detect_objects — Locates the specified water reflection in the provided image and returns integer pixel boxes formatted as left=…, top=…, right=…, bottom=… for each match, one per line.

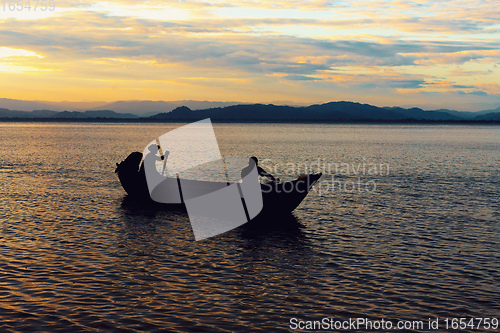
left=119, top=195, right=187, bottom=216
left=239, top=213, right=308, bottom=242
left=1, top=123, right=498, bottom=332
left=119, top=194, right=310, bottom=244
left=117, top=194, right=316, bottom=276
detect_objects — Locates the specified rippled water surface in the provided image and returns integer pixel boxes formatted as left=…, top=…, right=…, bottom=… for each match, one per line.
left=0, top=123, right=498, bottom=332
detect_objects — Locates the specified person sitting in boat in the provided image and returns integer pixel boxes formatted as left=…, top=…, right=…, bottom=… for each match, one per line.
left=242, top=156, right=277, bottom=182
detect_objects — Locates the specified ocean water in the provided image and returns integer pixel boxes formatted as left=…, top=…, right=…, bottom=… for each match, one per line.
left=0, top=123, right=498, bottom=332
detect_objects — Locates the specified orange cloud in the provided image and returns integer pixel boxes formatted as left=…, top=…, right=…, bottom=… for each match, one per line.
left=0, top=0, right=498, bottom=110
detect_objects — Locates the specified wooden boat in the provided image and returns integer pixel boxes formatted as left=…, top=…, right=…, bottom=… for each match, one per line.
left=115, top=152, right=321, bottom=215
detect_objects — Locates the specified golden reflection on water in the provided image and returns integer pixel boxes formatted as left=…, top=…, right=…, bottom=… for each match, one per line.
left=0, top=123, right=498, bottom=331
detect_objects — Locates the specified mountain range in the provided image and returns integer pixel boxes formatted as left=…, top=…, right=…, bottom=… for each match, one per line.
left=0, top=98, right=241, bottom=115
left=0, top=98, right=499, bottom=122
left=150, top=103, right=500, bottom=121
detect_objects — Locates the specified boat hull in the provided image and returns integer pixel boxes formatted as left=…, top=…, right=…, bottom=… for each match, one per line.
left=115, top=152, right=321, bottom=215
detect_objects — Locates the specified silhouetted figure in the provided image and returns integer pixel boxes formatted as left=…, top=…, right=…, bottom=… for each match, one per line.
left=140, top=144, right=167, bottom=183
left=242, top=156, right=276, bottom=182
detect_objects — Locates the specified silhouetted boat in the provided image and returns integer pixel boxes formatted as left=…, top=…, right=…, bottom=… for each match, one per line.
left=115, top=152, right=321, bottom=215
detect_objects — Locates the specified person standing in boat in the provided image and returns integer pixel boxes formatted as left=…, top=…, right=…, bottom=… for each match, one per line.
left=140, top=144, right=168, bottom=183
left=242, top=156, right=277, bottom=182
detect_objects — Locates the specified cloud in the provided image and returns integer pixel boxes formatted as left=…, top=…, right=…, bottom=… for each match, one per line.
left=0, top=0, right=498, bottom=109
left=449, top=68, right=494, bottom=76
left=283, top=74, right=322, bottom=81
left=457, top=90, right=488, bottom=96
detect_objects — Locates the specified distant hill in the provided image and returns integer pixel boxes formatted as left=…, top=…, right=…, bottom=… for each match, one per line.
left=437, top=108, right=500, bottom=120
left=0, top=98, right=123, bottom=112
left=91, top=101, right=179, bottom=116
left=40, top=101, right=108, bottom=111
left=474, top=112, right=500, bottom=121
left=0, top=98, right=242, bottom=114
left=0, top=109, right=137, bottom=119
left=0, top=98, right=67, bottom=112
left=382, top=107, right=460, bottom=120
left=30, top=110, right=60, bottom=118
left=151, top=104, right=303, bottom=120
left=151, top=101, right=476, bottom=121
left=170, top=100, right=242, bottom=111
left=0, top=100, right=498, bottom=122
left=91, top=100, right=242, bottom=116
left=55, top=110, right=138, bottom=119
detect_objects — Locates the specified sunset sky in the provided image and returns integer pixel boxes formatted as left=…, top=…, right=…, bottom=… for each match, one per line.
left=1, top=0, right=499, bottom=110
